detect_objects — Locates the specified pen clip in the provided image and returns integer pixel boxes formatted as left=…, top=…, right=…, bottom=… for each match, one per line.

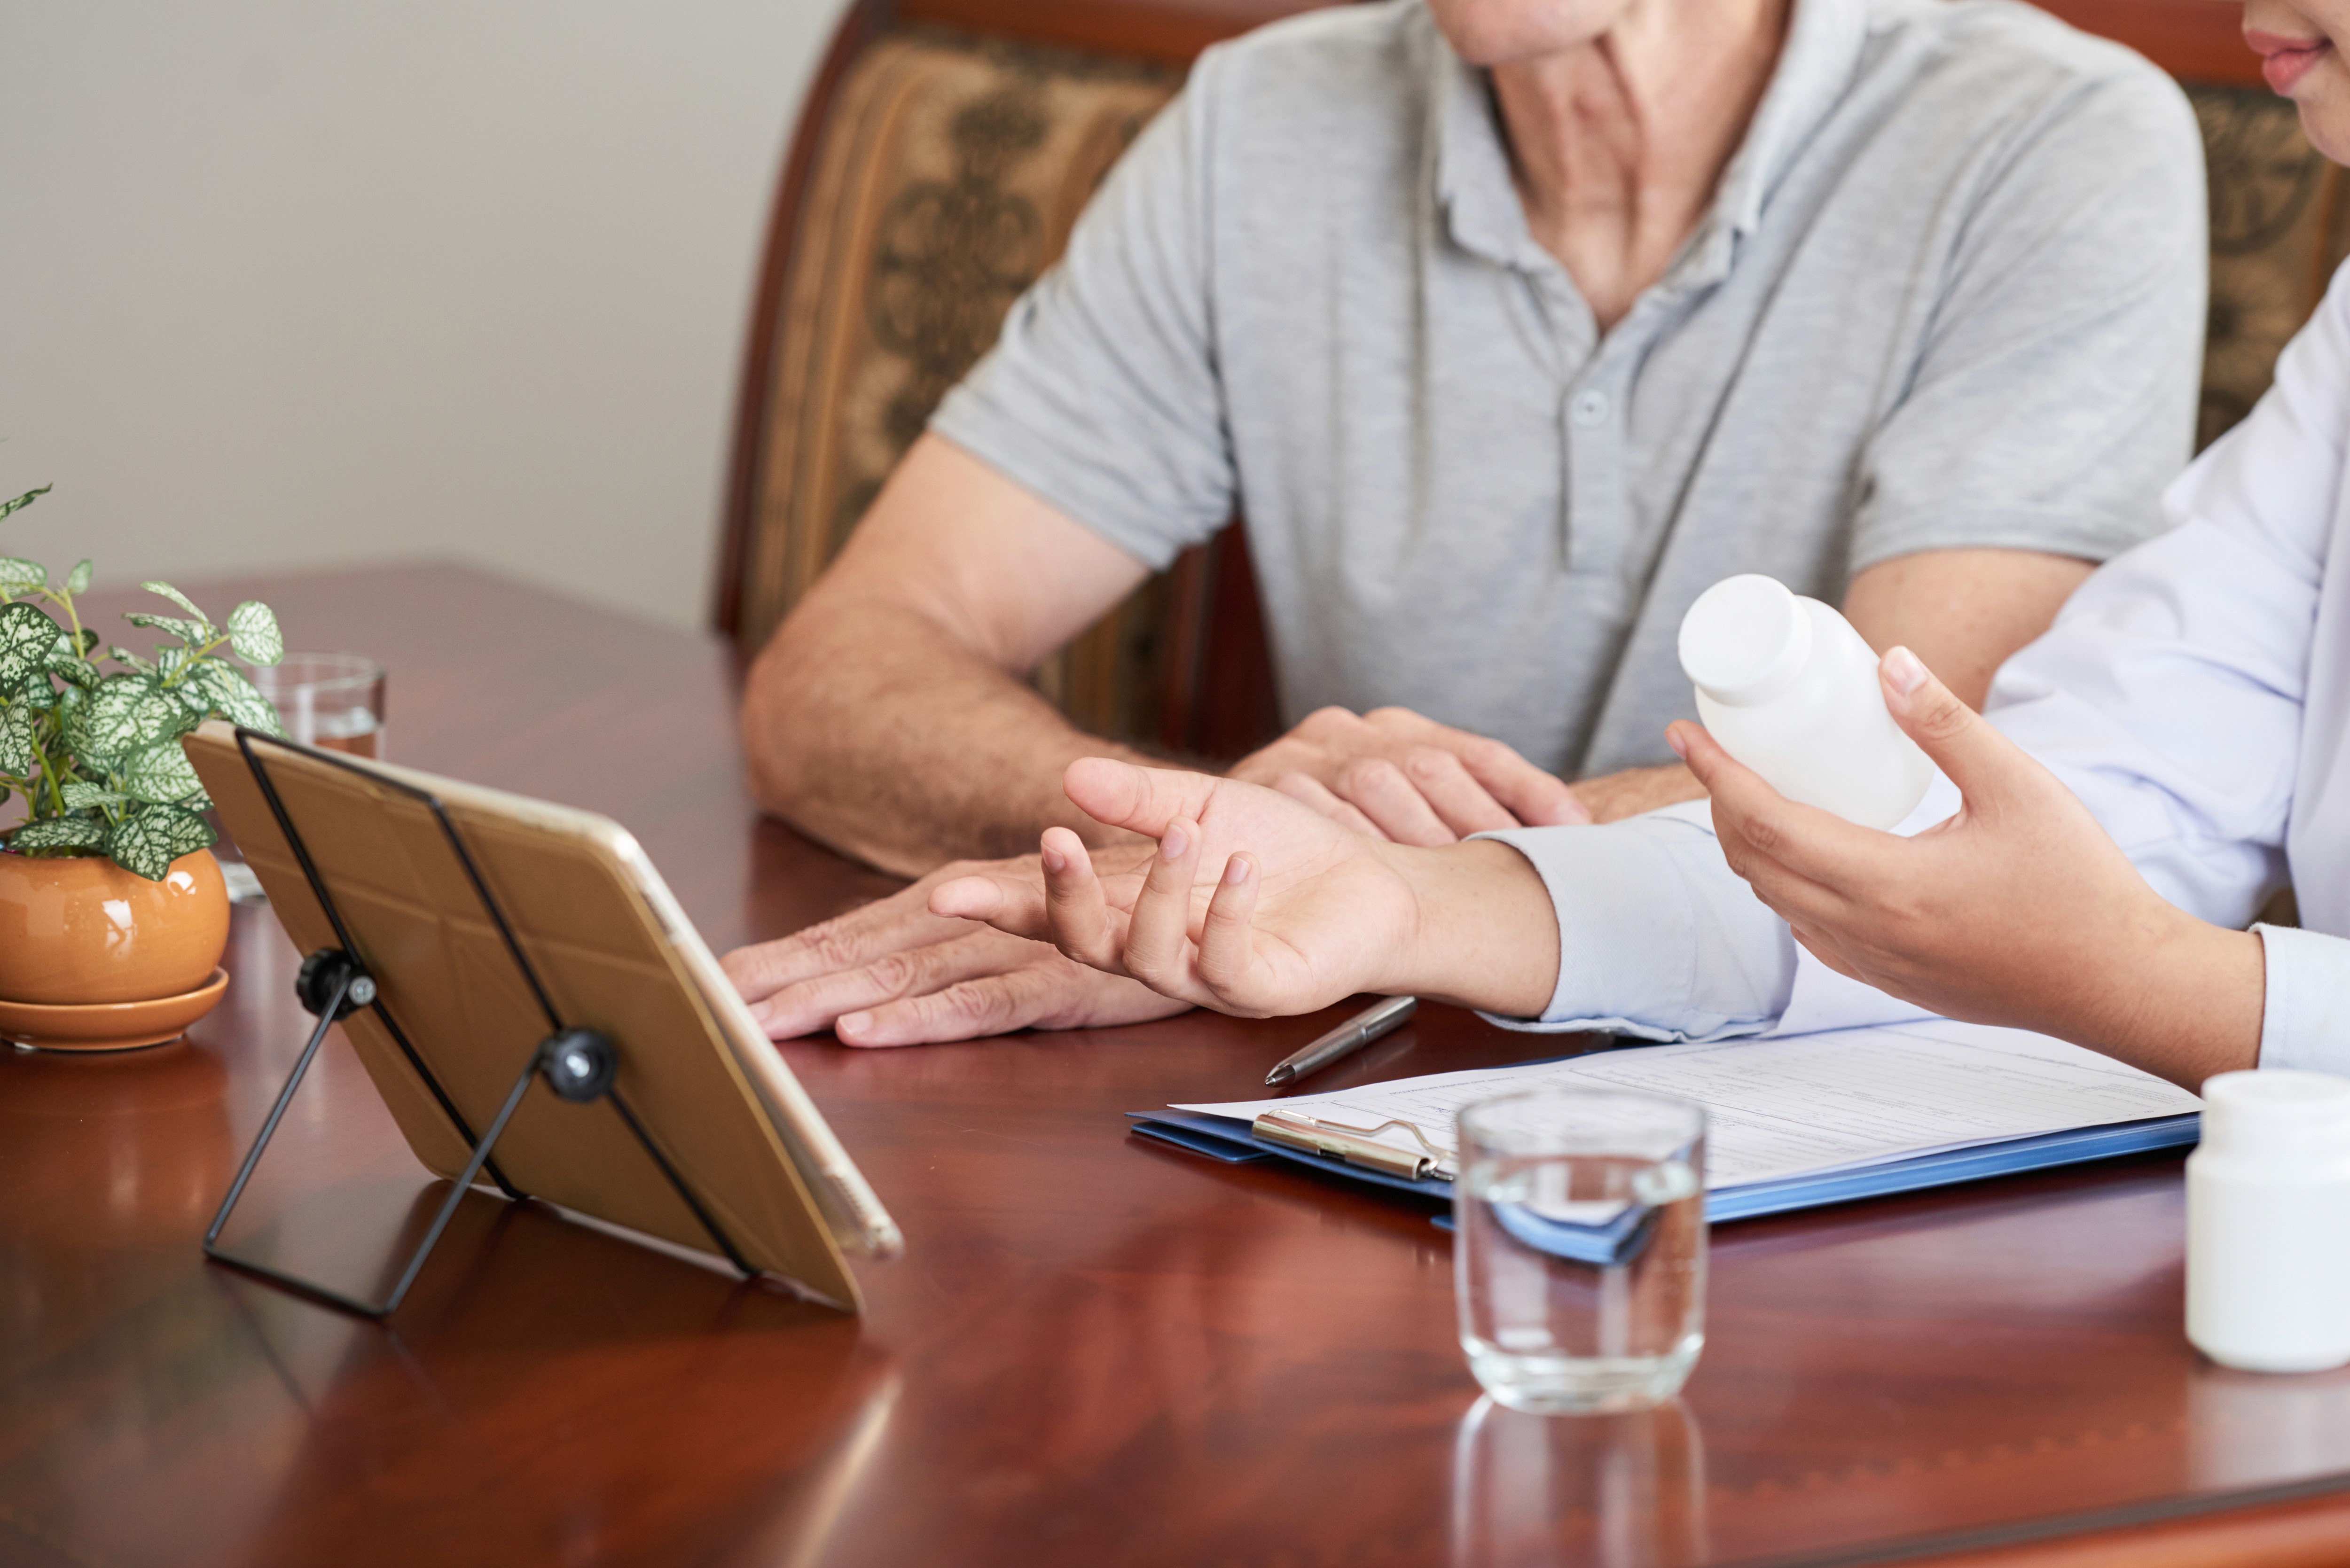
left=1252, top=1111, right=1456, bottom=1181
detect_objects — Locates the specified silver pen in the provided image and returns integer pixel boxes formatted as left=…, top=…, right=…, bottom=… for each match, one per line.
left=1265, top=996, right=1418, bottom=1087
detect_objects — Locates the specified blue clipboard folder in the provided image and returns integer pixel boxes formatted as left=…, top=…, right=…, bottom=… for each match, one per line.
left=1127, top=1107, right=2202, bottom=1265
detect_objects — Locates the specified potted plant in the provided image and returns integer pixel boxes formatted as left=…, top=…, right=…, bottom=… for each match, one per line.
left=0, top=484, right=288, bottom=1046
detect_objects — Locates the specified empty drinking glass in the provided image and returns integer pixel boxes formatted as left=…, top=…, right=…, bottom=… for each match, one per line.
left=1455, top=1087, right=1707, bottom=1414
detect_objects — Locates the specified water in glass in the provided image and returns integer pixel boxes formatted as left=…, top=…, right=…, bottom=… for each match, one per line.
left=1455, top=1088, right=1707, bottom=1414
left=251, top=653, right=387, bottom=759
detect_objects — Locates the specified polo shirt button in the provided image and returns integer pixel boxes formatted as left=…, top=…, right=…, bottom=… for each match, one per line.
left=1571, top=389, right=1610, bottom=428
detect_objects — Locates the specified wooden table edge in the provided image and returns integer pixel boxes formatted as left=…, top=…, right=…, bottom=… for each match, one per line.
left=1747, top=1474, right=2350, bottom=1568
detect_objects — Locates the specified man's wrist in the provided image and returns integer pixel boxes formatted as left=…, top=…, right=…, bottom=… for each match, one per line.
left=1568, top=762, right=1707, bottom=826
left=1389, top=839, right=1561, bottom=1017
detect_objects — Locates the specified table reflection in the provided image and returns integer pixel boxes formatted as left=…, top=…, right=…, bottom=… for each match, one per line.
left=2192, top=1360, right=2350, bottom=1492
left=1451, top=1395, right=1709, bottom=1568
left=229, top=1191, right=886, bottom=1567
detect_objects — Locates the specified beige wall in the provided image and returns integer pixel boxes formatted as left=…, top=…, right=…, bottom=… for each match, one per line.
left=3, top=0, right=854, bottom=631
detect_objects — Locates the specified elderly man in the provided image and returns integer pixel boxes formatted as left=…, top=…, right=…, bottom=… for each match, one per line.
left=723, top=0, right=2203, bottom=1045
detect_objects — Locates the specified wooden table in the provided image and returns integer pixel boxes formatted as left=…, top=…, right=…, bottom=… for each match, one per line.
left=9, top=564, right=2350, bottom=1568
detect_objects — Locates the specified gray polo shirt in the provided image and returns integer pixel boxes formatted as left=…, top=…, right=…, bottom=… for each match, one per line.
left=932, top=0, right=2205, bottom=776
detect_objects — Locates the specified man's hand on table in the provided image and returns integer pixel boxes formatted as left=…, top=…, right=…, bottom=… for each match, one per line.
left=1230, top=706, right=1593, bottom=842
left=721, top=850, right=1189, bottom=1046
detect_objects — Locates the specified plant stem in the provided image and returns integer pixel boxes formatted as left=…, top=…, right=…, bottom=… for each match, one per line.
left=162, top=636, right=228, bottom=689
left=24, top=715, right=69, bottom=819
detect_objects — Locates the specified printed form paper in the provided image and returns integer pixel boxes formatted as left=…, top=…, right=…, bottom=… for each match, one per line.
left=1175, top=1019, right=2201, bottom=1191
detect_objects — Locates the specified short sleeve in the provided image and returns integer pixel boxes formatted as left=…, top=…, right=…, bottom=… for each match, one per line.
left=928, top=54, right=1238, bottom=571
left=1849, top=65, right=2207, bottom=571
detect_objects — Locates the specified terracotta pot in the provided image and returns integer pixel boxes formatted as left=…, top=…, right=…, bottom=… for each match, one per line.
left=0, top=849, right=231, bottom=1006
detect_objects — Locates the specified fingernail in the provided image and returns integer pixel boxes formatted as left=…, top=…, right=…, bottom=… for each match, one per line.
left=1884, top=647, right=1929, bottom=696
left=1042, top=848, right=1065, bottom=874
left=1224, top=855, right=1250, bottom=886
left=1161, top=827, right=1189, bottom=861
left=838, top=1011, right=871, bottom=1037
left=1666, top=726, right=1688, bottom=760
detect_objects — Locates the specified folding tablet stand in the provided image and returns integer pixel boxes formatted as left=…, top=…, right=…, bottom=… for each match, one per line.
left=201, top=728, right=756, bottom=1319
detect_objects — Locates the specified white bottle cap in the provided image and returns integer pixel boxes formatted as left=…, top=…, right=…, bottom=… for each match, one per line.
left=1678, top=574, right=1814, bottom=706
left=2199, top=1069, right=2350, bottom=1163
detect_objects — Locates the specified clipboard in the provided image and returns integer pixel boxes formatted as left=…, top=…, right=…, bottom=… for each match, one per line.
left=1128, top=1106, right=2199, bottom=1264
left=184, top=721, right=898, bottom=1316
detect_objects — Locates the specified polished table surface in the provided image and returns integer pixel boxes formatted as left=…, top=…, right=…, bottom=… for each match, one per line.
left=11, top=564, right=2350, bottom=1568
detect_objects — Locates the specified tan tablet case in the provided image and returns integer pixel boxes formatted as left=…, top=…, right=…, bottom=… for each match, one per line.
left=186, top=721, right=890, bottom=1311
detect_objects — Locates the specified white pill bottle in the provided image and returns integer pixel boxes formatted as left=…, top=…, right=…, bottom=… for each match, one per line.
left=2187, top=1069, right=2350, bottom=1373
left=1676, top=574, right=1933, bottom=830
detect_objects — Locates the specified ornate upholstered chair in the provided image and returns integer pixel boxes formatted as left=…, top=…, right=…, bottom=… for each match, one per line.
left=717, top=0, right=2350, bottom=764
left=716, top=0, right=1299, bottom=762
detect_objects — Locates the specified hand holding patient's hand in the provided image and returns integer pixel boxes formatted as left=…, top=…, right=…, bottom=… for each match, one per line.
left=933, top=759, right=1559, bottom=1021
left=1671, top=647, right=2260, bottom=1088
left=933, top=760, right=1421, bottom=1016
left=1230, top=706, right=1590, bottom=844
left=720, top=849, right=1187, bottom=1047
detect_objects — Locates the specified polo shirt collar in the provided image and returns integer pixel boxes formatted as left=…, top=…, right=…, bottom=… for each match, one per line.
left=1429, top=0, right=1870, bottom=275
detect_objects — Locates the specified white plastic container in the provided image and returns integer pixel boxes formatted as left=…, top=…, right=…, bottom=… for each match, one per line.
left=2187, top=1070, right=2350, bottom=1373
left=1676, top=574, right=1933, bottom=830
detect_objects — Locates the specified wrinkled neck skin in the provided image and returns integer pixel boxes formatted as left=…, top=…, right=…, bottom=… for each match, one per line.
left=1485, top=0, right=1790, bottom=328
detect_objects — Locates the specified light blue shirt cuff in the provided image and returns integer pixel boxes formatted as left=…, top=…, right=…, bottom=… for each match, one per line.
left=1469, top=807, right=1796, bottom=1042
left=2255, top=924, right=2350, bottom=1076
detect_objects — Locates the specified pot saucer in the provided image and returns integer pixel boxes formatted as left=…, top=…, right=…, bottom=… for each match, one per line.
left=0, top=969, right=231, bottom=1053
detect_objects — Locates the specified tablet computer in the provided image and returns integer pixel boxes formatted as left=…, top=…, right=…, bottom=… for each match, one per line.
left=186, top=720, right=899, bottom=1312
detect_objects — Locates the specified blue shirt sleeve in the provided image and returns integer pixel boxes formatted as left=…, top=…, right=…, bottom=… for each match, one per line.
left=2257, top=926, right=2350, bottom=1072
left=1470, top=803, right=1796, bottom=1040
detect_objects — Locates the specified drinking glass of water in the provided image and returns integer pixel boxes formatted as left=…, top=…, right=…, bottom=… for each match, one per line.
left=251, top=653, right=386, bottom=758
left=1455, top=1087, right=1707, bottom=1414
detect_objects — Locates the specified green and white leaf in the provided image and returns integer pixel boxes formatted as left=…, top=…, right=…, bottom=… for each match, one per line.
left=61, top=780, right=130, bottom=811
left=10, top=815, right=107, bottom=855
left=123, top=611, right=213, bottom=647
left=0, top=485, right=51, bottom=523
left=105, top=804, right=216, bottom=881
left=118, top=737, right=206, bottom=806
left=140, top=582, right=212, bottom=628
left=0, top=558, right=45, bottom=593
left=108, top=645, right=156, bottom=674
left=65, top=560, right=92, bottom=596
left=47, top=647, right=97, bottom=690
left=180, top=659, right=284, bottom=735
left=75, top=628, right=98, bottom=655
left=0, top=602, right=64, bottom=693
left=66, top=673, right=196, bottom=770
left=0, top=702, right=33, bottom=775
left=225, top=601, right=282, bottom=665
left=16, top=678, right=57, bottom=712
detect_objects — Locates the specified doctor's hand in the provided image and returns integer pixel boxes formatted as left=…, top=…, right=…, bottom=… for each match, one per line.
left=1668, top=646, right=2261, bottom=1091
left=1228, top=706, right=1592, bottom=844
left=931, top=758, right=1559, bottom=1020
left=720, top=848, right=1190, bottom=1047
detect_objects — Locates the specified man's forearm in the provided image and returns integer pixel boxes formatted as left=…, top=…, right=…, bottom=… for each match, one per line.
left=743, top=593, right=1153, bottom=876
left=1572, top=762, right=1708, bottom=823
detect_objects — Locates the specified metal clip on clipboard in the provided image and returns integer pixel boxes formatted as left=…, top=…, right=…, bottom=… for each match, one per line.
left=1251, top=1111, right=1458, bottom=1181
